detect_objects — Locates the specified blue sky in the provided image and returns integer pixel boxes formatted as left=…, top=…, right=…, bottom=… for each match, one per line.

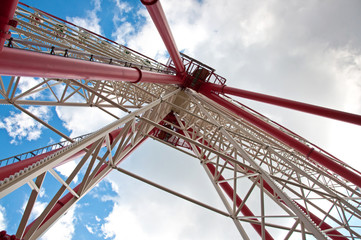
left=1, top=0, right=361, bottom=239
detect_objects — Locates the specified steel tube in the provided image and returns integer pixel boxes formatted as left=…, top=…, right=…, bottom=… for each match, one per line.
left=0, top=0, right=18, bottom=52
left=141, top=0, right=185, bottom=74
left=206, top=163, right=274, bottom=240
left=0, top=127, right=123, bottom=182
left=201, top=83, right=361, bottom=126
left=24, top=138, right=147, bottom=239
left=0, top=47, right=183, bottom=84
left=259, top=178, right=347, bottom=240
left=203, top=92, right=361, bottom=189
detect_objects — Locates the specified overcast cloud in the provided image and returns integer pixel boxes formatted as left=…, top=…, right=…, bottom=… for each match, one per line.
left=101, top=0, right=361, bottom=239
left=3, top=0, right=359, bottom=239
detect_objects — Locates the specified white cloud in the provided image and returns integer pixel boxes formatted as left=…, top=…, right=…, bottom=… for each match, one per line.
left=40, top=206, right=77, bottom=240
left=101, top=204, right=148, bottom=239
left=0, top=106, right=51, bottom=144
left=55, top=106, right=122, bottom=138
left=39, top=186, right=46, bottom=198
left=113, top=0, right=132, bottom=25
left=4, top=1, right=358, bottom=239
left=100, top=141, right=241, bottom=240
left=85, top=224, right=95, bottom=234
left=17, top=77, right=44, bottom=100
left=0, top=205, right=6, bottom=230
left=104, top=1, right=361, bottom=239
left=55, top=160, right=79, bottom=184
left=66, top=0, right=102, bottom=35
left=20, top=199, right=47, bottom=224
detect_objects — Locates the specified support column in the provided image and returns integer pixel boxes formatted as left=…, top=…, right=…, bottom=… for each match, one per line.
left=0, top=0, right=18, bottom=52
left=202, top=92, right=361, bottom=189
left=0, top=47, right=183, bottom=84
left=141, top=0, right=185, bottom=74
left=201, top=83, right=361, bottom=126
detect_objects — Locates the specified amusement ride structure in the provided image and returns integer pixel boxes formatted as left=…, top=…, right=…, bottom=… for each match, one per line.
left=0, top=0, right=361, bottom=239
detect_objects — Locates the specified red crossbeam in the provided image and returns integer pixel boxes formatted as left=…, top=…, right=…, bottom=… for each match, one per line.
left=201, top=82, right=361, bottom=126
left=202, top=92, right=361, bottom=189
left=141, top=0, right=185, bottom=74
left=0, top=48, right=183, bottom=85
left=0, top=0, right=18, bottom=52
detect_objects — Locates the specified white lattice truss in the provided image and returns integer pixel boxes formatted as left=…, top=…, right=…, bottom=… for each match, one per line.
left=0, top=4, right=360, bottom=240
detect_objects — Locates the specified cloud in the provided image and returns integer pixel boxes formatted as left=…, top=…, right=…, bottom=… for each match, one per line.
left=112, top=0, right=132, bottom=25
left=101, top=203, right=148, bottom=239
left=55, top=160, right=80, bottom=184
left=0, top=205, right=6, bottom=230
left=100, top=141, right=241, bottom=239
left=66, top=0, right=102, bottom=35
left=17, top=77, right=44, bottom=100
left=40, top=206, right=77, bottom=240
left=104, top=1, right=361, bottom=239
left=0, top=106, right=51, bottom=144
left=85, top=224, right=95, bottom=234
left=55, top=106, right=122, bottom=138
left=20, top=199, right=47, bottom=225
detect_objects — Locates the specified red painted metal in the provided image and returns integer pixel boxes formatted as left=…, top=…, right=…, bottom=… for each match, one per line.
left=0, top=0, right=19, bottom=52
left=0, top=128, right=125, bottom=182
left=202, top=92, right=361, bottom=189
left=17, top=2, right=168, bottom=69
left=141, top=0, right=185, bottom=74
left=259, top=177, right=347, bottom=240
left=206, top=163, right=274, bottom=240
left=24, top=138, right=148, bottom=239
left=159, top=113, right=274, bottom=239
left=0, top=48, right=183, bottom=85
left=201, top=82, right=361, bottom=126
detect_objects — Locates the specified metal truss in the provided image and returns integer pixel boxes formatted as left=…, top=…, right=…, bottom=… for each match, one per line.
left=145, top=90, right=361, bottom=239
left=0, top=1, right=360, bottom=239
left=0, top=88, right=179, bottom=239
left=1, top=87, right=360, bottom=239
left=10, top=3, right=171, bottom=74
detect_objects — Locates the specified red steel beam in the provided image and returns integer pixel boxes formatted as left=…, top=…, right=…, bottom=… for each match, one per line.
left=206, top=163, right=274, bottom=240
left=17, top=2, right=169, bottom=70
left=24, top=138, right=147, bottom=239
left=141, top=0, right=185, bottom=74
left=0, top=128, right=124, bottom=182
left=201, top=83, right=361, bottom=126
left=0, top=0, right=19, bottom=52
left=202, top=91, right=361, bottom=189
left=0, top=47, right=183, bottom=85
left=161, top=113, right=274, bottom=239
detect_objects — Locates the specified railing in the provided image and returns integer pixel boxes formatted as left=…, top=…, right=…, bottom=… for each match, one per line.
left=0, top=133, right=90, bottom=167
left=167, top=52, right=227, bottom=87
left=6, top=38, right=176, bottom=75
left=7, top=3, right=174, bottom=75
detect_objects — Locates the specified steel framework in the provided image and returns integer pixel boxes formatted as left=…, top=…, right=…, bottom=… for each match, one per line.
left=0, top=0, right=361, bottom=239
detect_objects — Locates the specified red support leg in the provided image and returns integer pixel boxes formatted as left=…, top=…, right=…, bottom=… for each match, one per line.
left=206, top=163, right=274, bottom=240
left=201, top=83, right=361, bottom=126
left=0, top=127, right=125, bottom=182
left=202, top=92, right=361, bottom=189
left=141, top=0, right=185, bottom=74
left=0, top=0, right=18, bottom=52
left=0, top=48, right=183, bottom=85
left=23, top=138, right=147, bottom=239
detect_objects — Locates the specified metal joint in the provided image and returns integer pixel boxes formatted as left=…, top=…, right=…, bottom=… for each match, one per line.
left=7, top=37, right=13, bottom=48
left=8, top=19, right=18, bottom=28
left=141, top=0, right=159, bottom=6
left=131, top=67, right=142, bottom=84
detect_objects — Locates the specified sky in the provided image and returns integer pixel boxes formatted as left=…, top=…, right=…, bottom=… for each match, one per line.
left=1, top=0, right=361, bottom=239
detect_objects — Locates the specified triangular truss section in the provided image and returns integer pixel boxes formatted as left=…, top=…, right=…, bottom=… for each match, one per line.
left=0, top=1, right=360, bottom=240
